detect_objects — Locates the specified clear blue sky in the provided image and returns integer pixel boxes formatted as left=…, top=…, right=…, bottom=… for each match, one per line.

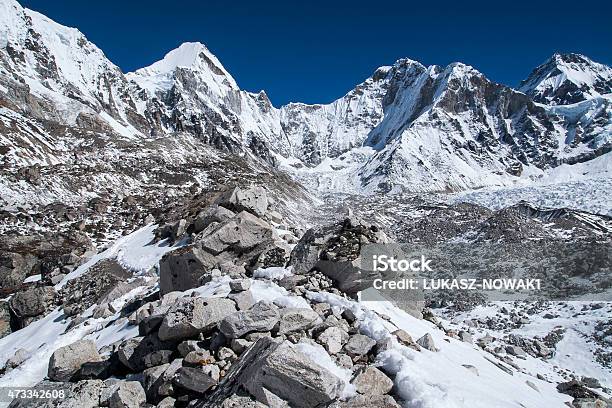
left=20, top=0, right=611, bottom=107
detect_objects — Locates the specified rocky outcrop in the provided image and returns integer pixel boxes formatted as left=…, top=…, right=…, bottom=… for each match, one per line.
left=202, top=338, right=344, bottom=408
left=48, top=340, right=102, bottom=382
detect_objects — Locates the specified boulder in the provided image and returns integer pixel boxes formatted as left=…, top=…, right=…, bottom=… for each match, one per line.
left=172, top=366, right=217, bottom=394
left=158, top=297, right=236, bottom=341
left=351, top=367, right=393, bottom=395
left=73, top=357, right=118, bottom=381
left=392, top=329, right=421, bottom=351
left=9, top=286, right=55, bottom=328
left=0, top=252, right=36, bottom=291
left=48, top=340, right=102, bottom=382
left=159, top=246, right=218, bottom=295
left=459, top=331, right=473, bottom=344
left=109, top=381, right=146, bottom=408
left=218, top=301, right=280, bottom=339
left=277, top=308, right=320, bottom=335
left=117, top=335, right=173, bottom=372
left=317, top=326, right=345, bottom=354
left=59, top=259, right=132, bottom=317
left=201, top=338, right=344, bottom=408
left=217, top=186, right=268, bottom=217
left=344, top=334, right=376, bottom=357
left=199, top=212, right=274, bottom=255
left=157, top=397, right=176, bottom=408
left=229, top=279, right=251, bottom=292
left=184, top=349, right=214, bottom=366
left=506, top=345, right=526, bottom=357
left=228, top=290, right=255, bottom=310
left=416, top=333, right=438, bottom=352
left=194, top=206, right=236, bottom=233
left=4, top=348, right=28, bottom=370
left=178, top=340, right=205, bottom=357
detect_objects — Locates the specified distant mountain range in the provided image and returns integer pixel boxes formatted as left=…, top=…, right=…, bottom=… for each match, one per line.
left=1, top=0, right=611, bottom=201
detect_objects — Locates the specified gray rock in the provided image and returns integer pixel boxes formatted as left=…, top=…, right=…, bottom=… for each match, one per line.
left=230, top=338, right=253, bottom=354
left=317, top=326, right=345, bottom=354
left=142, top=363, right=170, bottom=401
left=109, top=381, right=146, bottom=408
left=0, top=252, right=36, bottom=291
left=139, top=314, right=164, bottom=336
left=392, top=329, right=421, bottom=351
left=5, top=348, right=28, bottom=370
left=158, top=297, right=236, bottom=341
left=229, top=279, right=251, bottom=292
left=459, top=331, right=473, bottom=344
left=172, top=366, right=217, bottom=394
left=143, top=350, right=173, bottom=368
left=177, top=340, right=204, bottom=357
left=217, top=347, right=238, bottom=362
left=416, top=333, right=438, bottom=352
left=278, top=275, right=308, bottom=290
left=117, top=335, right=173, bottom=372
left=157, top=396, right=176, bottom=408
left=184, top=349, right=214, bottom=366
left=344, top=334, right=376, bottom=357
left=506, top=345, right=527, bottom=357
left=351, top=366, right=393, bottom=395
left=159, top=246, right=218, bottom=295
left=200, top=212, right=274, bottom=255
left=194, top=206, right=236, bottom=233
left=228, top=290, right=255, bottom=310
left=477, top=334, right=494, bottom=347
left=277, top=308, right=320, bottom=335
left=48, top=339, right=102, bottom=382
left=9, top=286, right=55, bottom=328
left=202, top=338, right=343, bottom=408
left=217, top=186, right=268, bottom=217
left=218, top=301, right=279, bottom=339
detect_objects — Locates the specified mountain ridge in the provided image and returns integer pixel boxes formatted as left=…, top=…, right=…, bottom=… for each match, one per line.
left=0, top=0, right=611, bottom=201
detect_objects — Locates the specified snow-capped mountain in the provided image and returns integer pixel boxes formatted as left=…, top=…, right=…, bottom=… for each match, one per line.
left=1, top=0, right=611, bottom=200
left=519, top=53, right=612, bottom=106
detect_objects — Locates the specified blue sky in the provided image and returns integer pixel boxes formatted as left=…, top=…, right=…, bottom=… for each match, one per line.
left=20, top=0, right=611, bottom=106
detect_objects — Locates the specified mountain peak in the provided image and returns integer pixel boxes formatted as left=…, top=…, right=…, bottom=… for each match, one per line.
left=130, top=41, right=238, bottom=90
left=519, top=53, right=612, bottom=105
